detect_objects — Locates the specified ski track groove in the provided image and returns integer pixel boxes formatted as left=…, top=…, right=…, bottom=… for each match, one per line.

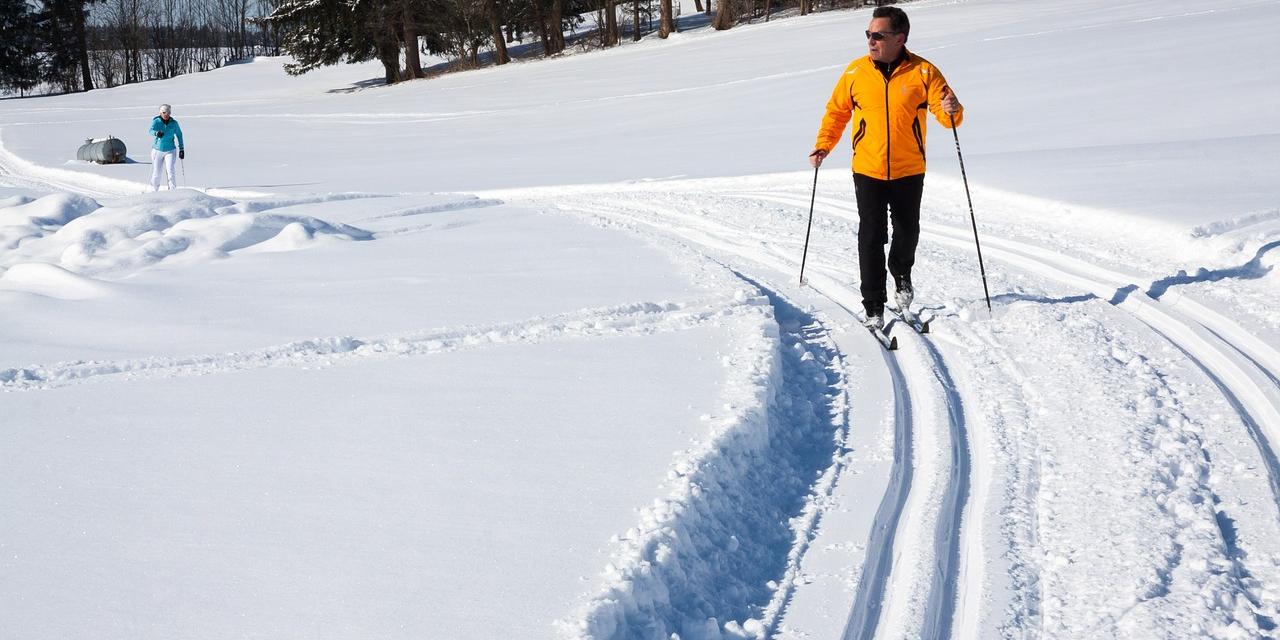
left=0, top=296, right=748, bottom=391
left=918, top=337, right=971, bottom=640
left=840, top=348, right=913, bottom=640
left=542, top=195, right=970, bottom=640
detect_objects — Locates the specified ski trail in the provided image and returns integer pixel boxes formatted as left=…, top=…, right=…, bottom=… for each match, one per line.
left=0, top=129, right=142, bottom=198
left=840, top=350, right=913, bottom=640
left=1, top=295, right=745, bottom=390
left=918, top=338, right=971, bottom=640
left=940, top=322, right=1039, bottom=639
left=739, top=188, right=1280, bottom=635
left=746, top=191, right=1280, bottom=508
left=540, top=195, right=970, bottom=640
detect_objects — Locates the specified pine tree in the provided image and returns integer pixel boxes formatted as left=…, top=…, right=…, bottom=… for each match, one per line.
left=269, top=0, right=409, bottom=84
left=35, top=0, right=100, bottom=92
left=0, top=0, right=42, bottom=94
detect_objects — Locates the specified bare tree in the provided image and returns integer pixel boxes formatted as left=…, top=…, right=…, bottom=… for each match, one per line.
left=99, top=0, right=153, bottom=83
left=400, top=0, right=424, bottom=78
left=485, top=0, right=510, bottom=64
left=712, top=0, right=732, bottom=30
left=214, top=0, right=252, bottom=60
left=630, top=0, right=638, bottom=41
left=602, top=0, right=619, bottom=46
left=547, top=0, right=564, bottom=53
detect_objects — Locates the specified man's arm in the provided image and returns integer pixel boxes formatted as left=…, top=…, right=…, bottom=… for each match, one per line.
left=175, top=122, right=184, bottom=151
left=811, top=69, right=855, bottom=166
left=926, top=66, right=963, bottom=128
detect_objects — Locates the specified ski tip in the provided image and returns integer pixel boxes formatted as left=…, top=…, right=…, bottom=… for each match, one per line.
left=889, top=336, right=899, bottom=350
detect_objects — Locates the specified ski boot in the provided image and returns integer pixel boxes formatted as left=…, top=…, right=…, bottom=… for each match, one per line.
left=893, top=274, right=914, bottom=310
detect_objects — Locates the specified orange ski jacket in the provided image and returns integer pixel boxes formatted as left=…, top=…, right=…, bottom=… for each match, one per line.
left=814, top=50, right=962, bottom=181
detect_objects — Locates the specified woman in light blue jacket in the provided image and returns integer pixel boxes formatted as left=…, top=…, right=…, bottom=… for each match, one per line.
left=148, top=104, right=185, bottom=191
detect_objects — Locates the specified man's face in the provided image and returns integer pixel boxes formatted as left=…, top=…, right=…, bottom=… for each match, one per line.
left=866, top=16, right=906, bottom=62
left=160, top=112, right=170, bottom=121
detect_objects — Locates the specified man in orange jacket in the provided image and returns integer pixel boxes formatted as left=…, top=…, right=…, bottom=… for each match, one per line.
left=809, top=6, right=962, bottom=330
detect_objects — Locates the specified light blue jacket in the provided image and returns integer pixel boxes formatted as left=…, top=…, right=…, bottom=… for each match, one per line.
left=150, top=116, right=184, bottom=153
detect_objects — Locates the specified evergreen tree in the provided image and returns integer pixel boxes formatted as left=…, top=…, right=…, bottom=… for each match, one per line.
left=0, top=0, right=42, bottom=94
left=269, top=0, right=411, bottom=84
left=35, top=0, right=100, bottom=92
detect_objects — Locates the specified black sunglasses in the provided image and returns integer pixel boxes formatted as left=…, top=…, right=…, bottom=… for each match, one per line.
left=865, top=30, right=899, bottom=41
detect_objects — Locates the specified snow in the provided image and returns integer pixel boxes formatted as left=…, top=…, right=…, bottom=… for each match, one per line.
left=3, top=0, right=1280, bottom=639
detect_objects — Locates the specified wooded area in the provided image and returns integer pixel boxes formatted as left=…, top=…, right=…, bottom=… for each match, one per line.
left=1, top=0, right=900, bottom=96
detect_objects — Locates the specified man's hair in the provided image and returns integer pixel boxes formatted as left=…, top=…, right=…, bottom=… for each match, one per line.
left=873, top=6, right=910, bottom=40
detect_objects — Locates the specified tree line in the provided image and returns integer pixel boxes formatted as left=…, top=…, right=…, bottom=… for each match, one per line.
left=2, top=0, right=899, bottom=96
left=269, top=0, right=897, bottom=84
left=1, top=0, right=281, bottom=96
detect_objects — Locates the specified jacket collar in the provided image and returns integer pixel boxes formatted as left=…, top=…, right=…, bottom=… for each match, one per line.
left=871, top=48, right=912, bottom=78
left=861, top=48, right=914, bottom=66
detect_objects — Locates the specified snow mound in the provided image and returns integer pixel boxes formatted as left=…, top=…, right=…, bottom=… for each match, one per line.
left=0, top=192, right=102, bottom=250
left=0, top=190, right=372, bottom=276
left=0, top=262, right=115, bottom=299
left=237, top=221, right=319, bottom=253
left=0, top=195, right=35, bottom=209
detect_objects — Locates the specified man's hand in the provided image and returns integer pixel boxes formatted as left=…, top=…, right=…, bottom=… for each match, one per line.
left=179, top=149, right=184, bottom=160
left=941, top=87, right=962, bottom=115
left=809, top=149, right=828, bottom=169
left=155, top=130, right=164, bottom=138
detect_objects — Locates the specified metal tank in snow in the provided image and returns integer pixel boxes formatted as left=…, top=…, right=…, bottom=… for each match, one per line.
left=76, top=137, right=128, bottom=164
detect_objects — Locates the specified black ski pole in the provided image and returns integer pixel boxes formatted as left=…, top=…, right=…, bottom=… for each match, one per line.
left=798, top=162, right=820, bottom=285
left=949, top=113, right=992, bottom=313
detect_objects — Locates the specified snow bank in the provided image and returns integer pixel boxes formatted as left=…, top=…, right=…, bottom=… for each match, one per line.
left=0, top=190, right=372, bottom=278
left=562, top=288, right=852, bottom=640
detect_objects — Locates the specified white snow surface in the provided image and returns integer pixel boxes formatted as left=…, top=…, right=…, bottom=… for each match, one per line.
left=2, top=1, right=1279, bottom=639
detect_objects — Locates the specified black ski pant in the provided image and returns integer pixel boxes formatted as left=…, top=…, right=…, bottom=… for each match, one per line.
left=853, top=172, right=924, bottom=316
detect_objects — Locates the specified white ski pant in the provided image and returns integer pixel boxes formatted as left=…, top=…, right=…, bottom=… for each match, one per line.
left=151, top=149, right=177, bottom=191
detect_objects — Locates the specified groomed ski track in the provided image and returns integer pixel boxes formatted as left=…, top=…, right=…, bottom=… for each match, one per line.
left=750, top=191, right=1280, bottom=510
left=490, top=172, right=1280, bottom=638
left=503, top=188, right=975, bottom=640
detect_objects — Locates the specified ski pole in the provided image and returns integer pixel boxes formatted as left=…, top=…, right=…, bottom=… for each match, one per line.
left=180, top=156, right=186, bottom=189
left=949, top=112, right=992, bottom=313
left=798, top=162, right=820, bottom=285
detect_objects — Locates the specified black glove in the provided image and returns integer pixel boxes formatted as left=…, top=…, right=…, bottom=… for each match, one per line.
left=155, top=130, right=164, bottom=138
left=179, top=150, right=185, bottom=160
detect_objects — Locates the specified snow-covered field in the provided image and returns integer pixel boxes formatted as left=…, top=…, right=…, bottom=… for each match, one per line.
left=2, top=1, right=1278, bottom=638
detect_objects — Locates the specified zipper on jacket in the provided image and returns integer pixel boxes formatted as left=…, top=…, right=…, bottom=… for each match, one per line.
left=883, top=74, right=891, bottom=180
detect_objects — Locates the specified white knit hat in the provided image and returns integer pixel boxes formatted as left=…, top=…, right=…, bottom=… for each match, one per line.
left=159, top=104, right=171, bottom=115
